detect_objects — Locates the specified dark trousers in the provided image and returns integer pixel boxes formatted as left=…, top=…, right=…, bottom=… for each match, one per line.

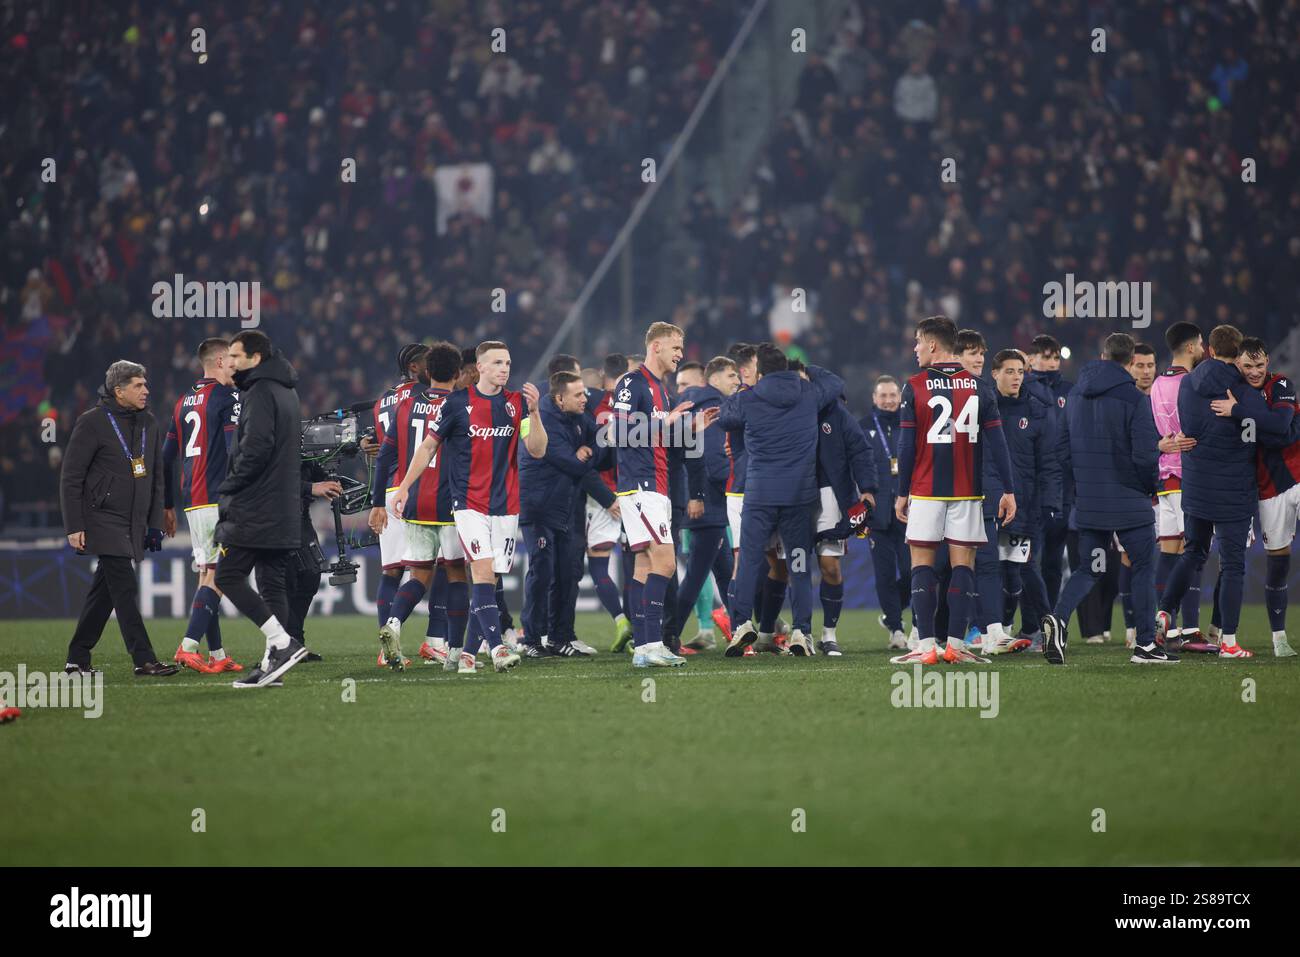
left=1041, top=511, right=1070, bottom=607
left=973, top=517, right=1003, bottom=631
left=552, top=522, right=583, bottom=644
left=67, top=555, right=158, bottom=668
left=1162, top=514, right=1250, bottom=635
left=284, top=524, right=324, bottom=643
left=1055, top=525, right=1156, bottom=646
left=520, top=522, right=559, bottom=643
left=672, top=524, right=731, bottom=640
left=733, top=501, right=815, bottom=632
left=216, top=545, right=290, bottom=631
left=869, top=518, right=911, bottom=632
left=1078, top=540, right=1121, bottom=637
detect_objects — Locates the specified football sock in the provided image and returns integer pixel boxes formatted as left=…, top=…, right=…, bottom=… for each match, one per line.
left=819, top=580, right=844, bottom=629
left=447, top=580, right=469, bottom=649
left=205, top=599, right=223, bottom=651
left=629, top=578, right=647, bottom=647
left=1117, top=564, right=1135, bottom=629
left=620, top=548, right=637, bottom=617
left=1266, top=553, right=1290, bottom=632
left=1155, top=551, right=1178, bottom=603
left=491, top=572, right=512, bottom=631
left=259, top=615, right=290, bottom=649
left=389, top=579, right=428, bottom=625
left=758, top=577, right=787, bottom=633
left=643, top=574, right=669, bottom=648
left=471, top=582, right=502, bottom=650
left=185, top=585, right=220, bottom=644
left=911, top=565, right=939, bottom=642
left=376, top=573, right=401, bottom=626
left=588, top=554, right=623, bottom=619
left=210, top=647, right=227, bottom=661
left=946, top=566, right=976, bottom=644
left=1002, top=562, right=1022, bottom=630
left=465, top=609, right=482, bottom=656
left=426, top=565, right=449, bottom=640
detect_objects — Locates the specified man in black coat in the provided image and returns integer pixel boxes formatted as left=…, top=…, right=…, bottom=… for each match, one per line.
left=214, top=330, right=309, bottom=688
left=60, top=360, right=178, bottom=676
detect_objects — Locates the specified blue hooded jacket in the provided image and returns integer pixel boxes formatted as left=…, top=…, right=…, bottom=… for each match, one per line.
left=983, top=386, right=1062, bottom=534
left=1028, top=369, right=1073, bottom=509
left=1059, top=359, right=1158, bottom=531
left=680, top=384, right=730, bottom=528
left=717, top=365, right=844, bottom=507
left=816, top=400, right=880, bottom=539
left=1178, top=357, right=1296, bottom=521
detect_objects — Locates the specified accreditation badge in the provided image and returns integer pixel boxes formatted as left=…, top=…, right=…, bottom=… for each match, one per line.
left=132, top=457, right=147, bottom=478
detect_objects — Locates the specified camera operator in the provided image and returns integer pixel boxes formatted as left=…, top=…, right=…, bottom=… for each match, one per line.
left=215, top=330, right=309, bottom=688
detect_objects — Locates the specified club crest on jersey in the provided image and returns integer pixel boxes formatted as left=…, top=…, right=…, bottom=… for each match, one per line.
left=1018, top=417, right=1029, bottom=430
left=505, top=401, right=516, bottom=419
left=1057, top=396, right=1066, bottom=408
left=658, top=523, right=669, bottom=539
left=470, top=539, right=481, bottom=555
left=821, top=422, right=832, bottom=434
left=537, top=536, right=547, bottom=549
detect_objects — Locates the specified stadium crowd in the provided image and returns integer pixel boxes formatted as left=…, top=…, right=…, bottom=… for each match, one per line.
left=4, top=0, right=1299, bottom=539
left=1, top=0, right=746, bottom=528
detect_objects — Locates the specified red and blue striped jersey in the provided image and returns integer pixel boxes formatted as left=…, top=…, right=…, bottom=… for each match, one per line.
left=592, top=389, right=618, bottom=493
left=1256, top=373, right=1300, bottom=500
left=901, top=362, right=1001, bottom=500
left=387, top=386, right=454, bottom=524
left=167, top=378, right=239, bottom=509
left=612, top=366, right=672, bottom=496
left=373, top=379, right=417, bottom=489
left=434, top=385, right=524, bottom=516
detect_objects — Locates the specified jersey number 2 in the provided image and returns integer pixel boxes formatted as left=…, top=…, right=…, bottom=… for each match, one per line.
left=184, top=410, right=203, bottom=458
left=926, top=395, right=979, bottom=444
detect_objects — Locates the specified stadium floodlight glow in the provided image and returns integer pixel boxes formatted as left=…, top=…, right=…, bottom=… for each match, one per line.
left=199, top=199, right=211, bottom=217
left=1060, top=346, right=1072, bottom=359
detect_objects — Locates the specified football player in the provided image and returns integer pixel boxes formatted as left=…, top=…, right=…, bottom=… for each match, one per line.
left=368, top=343, right=464, bottom=669
left=391, top=341, right=547, bottom=674
left=608, top=322, right=718, bottom=667
left=163, top=337, right=242, bottom=673
left=890, top=316, right=1015, bottom=666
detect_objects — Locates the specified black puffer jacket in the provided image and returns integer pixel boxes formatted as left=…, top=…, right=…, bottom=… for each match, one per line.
left=60, top=392, right=165, bottom=560
left=214, top=352, right=303, bottom=550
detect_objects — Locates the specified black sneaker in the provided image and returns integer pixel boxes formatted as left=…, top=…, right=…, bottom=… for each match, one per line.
left=1041, top=615, right=1066, bottom=665
left=548, top=641, right=584, bottom=657
left=521, top=643, right=553, bottom=659
left=1131, top=643, right=1179, bottom=664
left=134, top=660, right=180, bottom=677
left=64, top=663, right=100, bottom=676
left=232, top=665, right=285, bottom=688
left=263, top=638, right=307, bottom=683
left=303, top=650, right=323, bottom=662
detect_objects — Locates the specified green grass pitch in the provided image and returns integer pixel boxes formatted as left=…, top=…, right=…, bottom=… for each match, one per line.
left=2, top=608, right=1297, bottom=866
